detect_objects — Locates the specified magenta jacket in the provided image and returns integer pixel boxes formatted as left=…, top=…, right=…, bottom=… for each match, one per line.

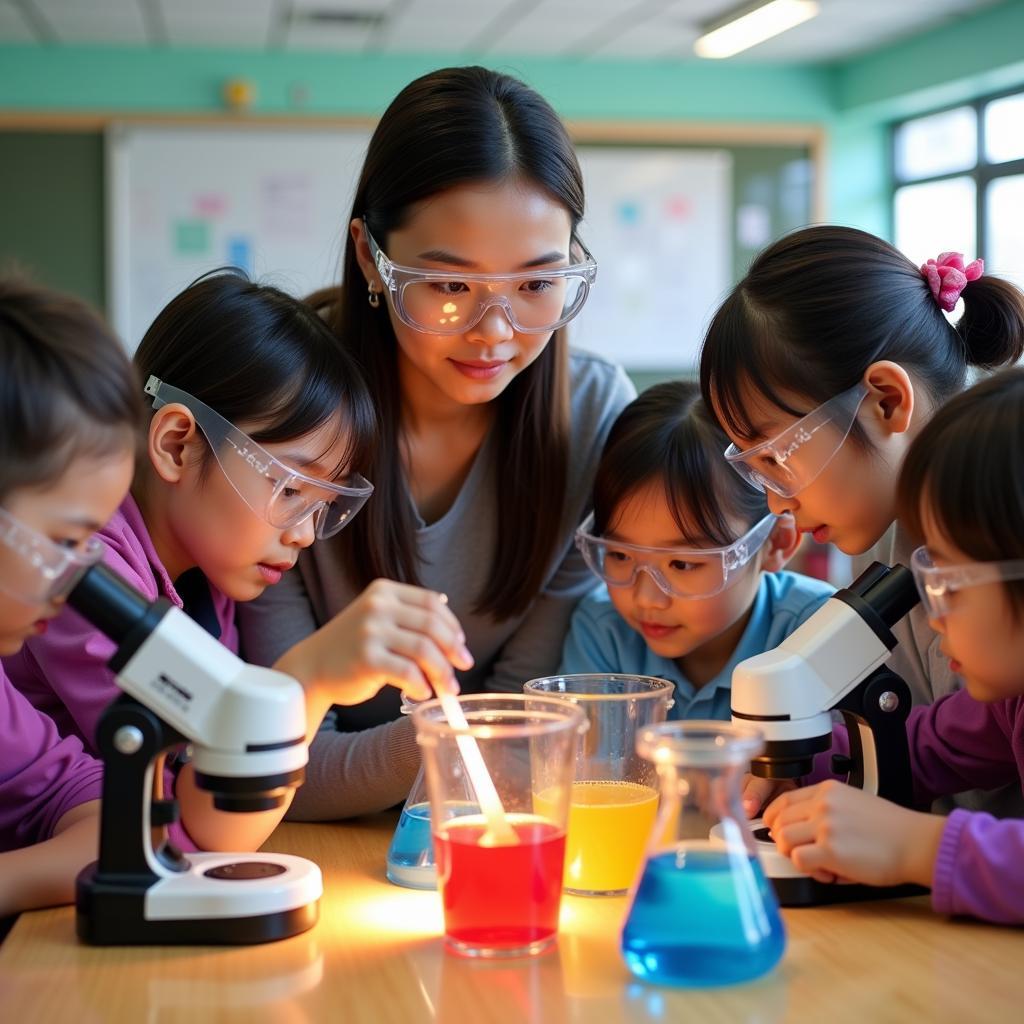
left=1, top=664, right=102, bottom=852
left=819, top=689, right=1024, bottom=925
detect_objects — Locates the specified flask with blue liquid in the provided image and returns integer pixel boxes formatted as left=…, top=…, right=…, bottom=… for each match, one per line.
left=621, top=721, right=786, bottom=988
left=386, top=764, right=437, bottom=889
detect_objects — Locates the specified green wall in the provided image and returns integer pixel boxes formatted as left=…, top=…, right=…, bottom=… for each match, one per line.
left=1, top=0, right=1023, bottom=292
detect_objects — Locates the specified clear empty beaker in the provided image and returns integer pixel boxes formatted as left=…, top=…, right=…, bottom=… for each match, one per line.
left=621, top=721, right=786, bottom=987
left=523, top=674, right=675, bottom=896
left=412, top=694, right=587, bottom=959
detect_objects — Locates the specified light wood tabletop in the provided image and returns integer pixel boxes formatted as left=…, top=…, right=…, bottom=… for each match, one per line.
left=0, top=812, right=1020, bottom=1023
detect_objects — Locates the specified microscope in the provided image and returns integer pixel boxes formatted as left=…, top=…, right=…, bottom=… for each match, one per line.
left=67, top=564, right=322, bottom=945
left=730, top=562, right=927, bottom=906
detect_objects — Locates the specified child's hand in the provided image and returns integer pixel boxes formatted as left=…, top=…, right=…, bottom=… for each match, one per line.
left=741, top=773, right=797, bottom=818
left=762, top=780, right=945, bottom=887
left=280, top=580, right=473, bottom=717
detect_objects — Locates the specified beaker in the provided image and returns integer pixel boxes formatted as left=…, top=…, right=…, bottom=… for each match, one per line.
left=621, top=721, right=786, bottom=987
left=412, top=694, right=587, bottom=959
left=523, top=674, right=674, bottom=895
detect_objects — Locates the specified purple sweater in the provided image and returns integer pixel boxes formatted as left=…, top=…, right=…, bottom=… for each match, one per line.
left=0, top=664, right=102, bottom=852
left=822, top=689, right=1024, bottom=924
left=3, top=495, right=239, bottom=852
left=4, top=495, right=238, bottom=749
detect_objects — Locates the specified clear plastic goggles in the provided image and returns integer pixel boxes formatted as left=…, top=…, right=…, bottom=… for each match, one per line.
left=366, top=225, right=597, bottom=336
left=911, top=545, right=1024, bottom=618
left=574, top=512, right=778, bottom=599
left=723, top=383, right=869, bottom=499
left=145, top=376, right=373, bottom=540
left=0, top=506, right=104, bottom=605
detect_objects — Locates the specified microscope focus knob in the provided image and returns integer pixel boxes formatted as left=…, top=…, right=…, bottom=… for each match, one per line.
left=113, top=725, right=145, bottom=755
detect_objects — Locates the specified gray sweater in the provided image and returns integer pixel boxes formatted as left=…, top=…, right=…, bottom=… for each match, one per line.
left=237, top=350, right=636, bottom=819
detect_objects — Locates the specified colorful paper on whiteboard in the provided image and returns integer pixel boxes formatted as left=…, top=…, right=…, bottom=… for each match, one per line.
left=174, top=219, right=210, bottom=255
left=227, top=236, right=254, bottom=276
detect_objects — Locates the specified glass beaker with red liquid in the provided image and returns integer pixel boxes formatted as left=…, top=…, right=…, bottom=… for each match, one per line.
left=412, top=694, right=587, bottom=959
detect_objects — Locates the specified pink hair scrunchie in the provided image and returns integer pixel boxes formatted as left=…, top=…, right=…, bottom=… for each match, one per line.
left=920, top=251, right=984, bottom=313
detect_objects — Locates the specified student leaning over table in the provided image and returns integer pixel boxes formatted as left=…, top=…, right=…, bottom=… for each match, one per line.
left=699, top=226, right=1024, bottom=819
left=3, top=270, right=467, bottom=861
left=744, top=370, right=1024, bottom=925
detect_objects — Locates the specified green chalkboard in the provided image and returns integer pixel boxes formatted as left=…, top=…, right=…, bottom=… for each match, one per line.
left=0, top=131, right=105, bottom=311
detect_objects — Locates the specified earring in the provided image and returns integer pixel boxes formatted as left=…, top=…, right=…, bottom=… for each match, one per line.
left=367, top=282, right=381, bottom=309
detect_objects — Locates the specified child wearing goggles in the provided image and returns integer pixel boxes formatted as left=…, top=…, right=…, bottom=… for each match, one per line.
left=237, top=67, right=635, bottom=821
left=0, top=277, right=139, bottom=918
left=744, top=369, right=1024, bottom=925
left=560, top=382, right=833, bottom=718
left=699, top=226, right=1024, bottom=819
left=5, top=270, right=473, bottom=852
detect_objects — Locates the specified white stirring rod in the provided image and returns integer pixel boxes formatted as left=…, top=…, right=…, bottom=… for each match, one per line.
left=437, top=690, right=519, bottom=846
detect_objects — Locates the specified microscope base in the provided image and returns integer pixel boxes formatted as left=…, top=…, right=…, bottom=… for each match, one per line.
left=77, top=852, right=322, bottom=946
left=771, top=874, right=927, bottom=907
left=747, top=820, right=927, bottom=906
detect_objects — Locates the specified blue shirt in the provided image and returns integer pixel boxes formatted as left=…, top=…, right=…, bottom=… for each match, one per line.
left=558, top=571, right=835, bottom=720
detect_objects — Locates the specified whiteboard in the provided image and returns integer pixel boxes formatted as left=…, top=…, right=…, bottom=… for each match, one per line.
left=572, top=147, right=732, bottom=371
left=107, top=125, right=731, bottom=369
left=107, top=124, right=370, bottom=349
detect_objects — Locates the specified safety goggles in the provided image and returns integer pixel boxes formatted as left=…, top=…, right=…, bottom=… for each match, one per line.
left=0, top=505, right=104, bottom=605
left=911, top=545, right=1024, bottom=618
left=723, top=383, right=870, bottom=499
left=365, top=225, right=597, bottom=336
left=145, top=376, right=373, bottom=540
left=575, top=512, right=778, bottom=599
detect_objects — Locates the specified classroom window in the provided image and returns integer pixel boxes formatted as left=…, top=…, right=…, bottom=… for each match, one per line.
left=892, top=90, right=1024, bottom=291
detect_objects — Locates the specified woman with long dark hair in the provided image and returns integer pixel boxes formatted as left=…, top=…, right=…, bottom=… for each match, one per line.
left=238, top=66, right=635, bottom=819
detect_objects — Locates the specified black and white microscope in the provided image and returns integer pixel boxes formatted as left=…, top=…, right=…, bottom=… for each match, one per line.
left=67, top=564, right=322, bottom=944
left=730, top=562, right=927, bottom=906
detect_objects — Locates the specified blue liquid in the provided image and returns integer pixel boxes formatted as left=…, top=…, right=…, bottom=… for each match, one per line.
left=386, top=803, right=436, bottom=889
left=622, top=847, right=786, bottom=987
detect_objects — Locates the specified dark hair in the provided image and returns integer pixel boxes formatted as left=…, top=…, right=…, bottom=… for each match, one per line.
left=309, top=66, right=580, bottom=620
left=593, top=381, right=768, bottom=546
left=0, top=274, right=141, bottom=503
left=700, top=225, right=1024, bottom=444
left=897, top=367, right=1024, bottom=616
left=135, top=269, right=375, bottom=479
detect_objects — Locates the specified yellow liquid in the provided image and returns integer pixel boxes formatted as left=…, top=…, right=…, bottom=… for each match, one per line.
left=535, top=781, right=659, bottom=894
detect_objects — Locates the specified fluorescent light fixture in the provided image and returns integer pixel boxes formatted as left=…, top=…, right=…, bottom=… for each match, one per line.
left=694, top=0, right=819, bottom=59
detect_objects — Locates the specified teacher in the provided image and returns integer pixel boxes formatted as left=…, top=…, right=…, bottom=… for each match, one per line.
left=238, top=66, right=635, bottom=818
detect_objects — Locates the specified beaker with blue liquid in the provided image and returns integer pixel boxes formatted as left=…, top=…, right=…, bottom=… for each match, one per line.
left=621, top=721, right=786, bottom=988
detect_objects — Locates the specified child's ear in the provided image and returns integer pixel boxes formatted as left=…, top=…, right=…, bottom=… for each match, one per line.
left=760, top=513, right=800, bottom=572
left=147, top=405, right=200, bottom=485
left=864, top=360, right=914, bottom=436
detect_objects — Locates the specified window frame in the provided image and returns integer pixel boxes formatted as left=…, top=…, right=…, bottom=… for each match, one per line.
left=891, top=86, right=1024, bottom=266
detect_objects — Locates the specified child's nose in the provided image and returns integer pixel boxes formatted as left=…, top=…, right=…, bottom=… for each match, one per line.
left=767, top=489, right=798, bottom=516
left=633, top=568, right=670, bottom=607
left=281, top=513, right=317, bottom=549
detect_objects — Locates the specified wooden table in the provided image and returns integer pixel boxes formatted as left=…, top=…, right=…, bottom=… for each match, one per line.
left=1, top=813, right=1020, bottom=1023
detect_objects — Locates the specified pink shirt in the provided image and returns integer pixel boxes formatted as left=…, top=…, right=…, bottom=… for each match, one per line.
left=0, top=664, right=102, bottom=852
left=3, top=495, right=238, bottom=852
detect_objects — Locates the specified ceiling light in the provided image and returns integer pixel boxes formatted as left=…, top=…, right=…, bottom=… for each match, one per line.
left=694, top=0, right=819, bottom=59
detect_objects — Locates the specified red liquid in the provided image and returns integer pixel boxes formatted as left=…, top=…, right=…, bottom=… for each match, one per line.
left=435, top=817, right=565, bottom=953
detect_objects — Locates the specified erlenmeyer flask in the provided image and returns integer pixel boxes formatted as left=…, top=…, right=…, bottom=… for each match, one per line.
left=621, top=721, right=786, bottom=987
left=386, top=763, right=436, bottom=889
